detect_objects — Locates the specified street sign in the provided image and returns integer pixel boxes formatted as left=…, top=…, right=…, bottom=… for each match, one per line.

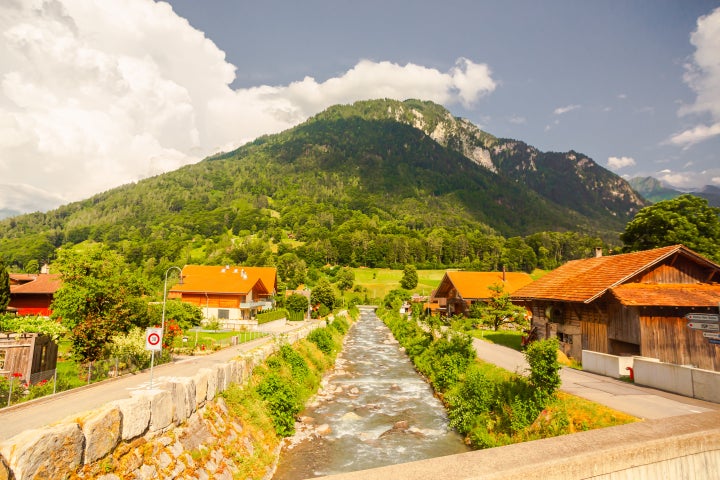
left=685, top=313, right=720, bottom=322
left=703, top=332, right=720, bottom=340
left=687, top=322, right=720, bottom=331
left=145, top=327, right=163, bottom=351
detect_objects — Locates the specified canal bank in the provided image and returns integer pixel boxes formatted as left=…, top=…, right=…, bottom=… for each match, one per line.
left=273, top=308, right=469, bottom=479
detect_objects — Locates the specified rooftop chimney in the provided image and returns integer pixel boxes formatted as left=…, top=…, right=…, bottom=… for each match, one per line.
left=594, top=247, right=603, bottom=258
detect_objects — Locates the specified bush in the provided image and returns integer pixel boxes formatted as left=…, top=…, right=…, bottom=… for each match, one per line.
left=525, top=338, right=561, bottom=400
left=307, top=328, right=334, bottom=355
left=255, top=373, right=300, bottom=437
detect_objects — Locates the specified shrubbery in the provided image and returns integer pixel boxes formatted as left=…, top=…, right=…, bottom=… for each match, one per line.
left=378, top=304, right=563, bottom=449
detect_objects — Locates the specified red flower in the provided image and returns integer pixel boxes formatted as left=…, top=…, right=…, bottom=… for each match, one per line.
left=11, top=372, right=22, bottom=378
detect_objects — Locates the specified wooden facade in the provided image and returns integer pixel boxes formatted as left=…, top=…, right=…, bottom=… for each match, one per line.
left=513, top=245, right=720, bottom=371
left=0, top=333, right=58, bottom=385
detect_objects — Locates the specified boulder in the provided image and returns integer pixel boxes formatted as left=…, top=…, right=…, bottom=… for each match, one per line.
left=169, top=377, right=196, bottom=423
left=193, top=368, right=211, bottom=406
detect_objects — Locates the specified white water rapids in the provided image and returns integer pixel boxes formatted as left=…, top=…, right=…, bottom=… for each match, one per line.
left=273, top=308, right=469, bottom=479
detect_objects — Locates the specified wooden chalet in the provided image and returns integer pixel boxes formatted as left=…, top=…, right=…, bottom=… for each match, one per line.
left=511, top=245, right=720, bottom=371
left=167, top=265, right=277, bottom=324
left=432, top=270, right=534, bottom=316
left=8, top=271, right=62, bottom=316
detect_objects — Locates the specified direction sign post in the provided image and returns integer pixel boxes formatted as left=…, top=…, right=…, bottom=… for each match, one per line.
left=145, top=327, right=163, bottom=389
left=685, top=313, right=720, bottom=322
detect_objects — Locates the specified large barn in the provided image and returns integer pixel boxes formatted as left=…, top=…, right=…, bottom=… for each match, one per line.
left=511, top=245, right=720, bottom=371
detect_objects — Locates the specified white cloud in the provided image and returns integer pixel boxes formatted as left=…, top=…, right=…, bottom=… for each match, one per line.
left=508, top=115, right=526, bottom=124
left=553, top=104, right=581, bottom=115
left=671, top=7, right=720, bottom=147
left=0, top=0, right=497, bottom=216
left=607, top=156, right=636, bottom=169
left=668, top=122, right=720, bottom=147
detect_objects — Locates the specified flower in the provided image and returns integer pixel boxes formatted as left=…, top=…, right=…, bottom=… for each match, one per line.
left=11, top=372, right=22, bottom=378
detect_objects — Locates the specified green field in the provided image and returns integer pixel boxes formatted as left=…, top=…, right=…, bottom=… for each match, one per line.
left=349, top=268, right=446, bottom=299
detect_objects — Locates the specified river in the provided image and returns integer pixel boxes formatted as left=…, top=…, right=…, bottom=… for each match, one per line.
left=273, top=308, right=470, bottom=479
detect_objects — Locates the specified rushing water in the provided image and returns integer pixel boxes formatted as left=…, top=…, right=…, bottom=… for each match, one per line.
left=273, top=309, right=470, bottom=479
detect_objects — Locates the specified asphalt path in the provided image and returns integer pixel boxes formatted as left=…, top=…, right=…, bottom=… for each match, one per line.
left=472, top=338, right=719, bottom=419
left=0, top=321, right=317, bottom=442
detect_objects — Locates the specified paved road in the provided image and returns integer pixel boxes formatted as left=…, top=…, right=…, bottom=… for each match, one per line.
left=0, top=321, right=318, bottom=442
left=472, top=338, right=719, bottom=419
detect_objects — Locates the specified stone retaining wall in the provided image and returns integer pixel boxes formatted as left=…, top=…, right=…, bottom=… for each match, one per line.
left=0, top=321, right=323, bottom=480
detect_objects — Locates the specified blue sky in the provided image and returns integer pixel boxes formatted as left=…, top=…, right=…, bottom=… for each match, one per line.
left=1, top=0, right=719, bottom=217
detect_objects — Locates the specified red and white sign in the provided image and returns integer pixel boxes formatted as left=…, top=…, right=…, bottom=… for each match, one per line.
left=145, top=327, right=163, bottom=351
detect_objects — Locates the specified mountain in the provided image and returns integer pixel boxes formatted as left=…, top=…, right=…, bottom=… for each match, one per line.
left=628, top=176, right=682, bottom=203
left=628, top=176, right=720, bottom=207
left=695, top=185, right=720, bottom=207
left=0, top=99, right=647, bottom=269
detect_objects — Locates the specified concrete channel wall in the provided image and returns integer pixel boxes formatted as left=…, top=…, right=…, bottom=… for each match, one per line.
left=0, top=321, right=324, bottom=480
left=317, top=410, right=720, bottom=480
left=582, top=350, right=720, bottom=403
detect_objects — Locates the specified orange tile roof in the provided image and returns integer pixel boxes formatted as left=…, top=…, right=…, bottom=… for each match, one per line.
left=511, top=245, right=719, bottom=303
left=170, top=265, right=277, bottom=295
left=9, top=274, right=62, bottom=294
left=437, top=271, right=535, bottom=299
left=610, top=283, right=720, bottom=307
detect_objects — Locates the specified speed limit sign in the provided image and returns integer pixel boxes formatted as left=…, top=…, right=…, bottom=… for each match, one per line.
left=145, top=327, right=163, bottom=351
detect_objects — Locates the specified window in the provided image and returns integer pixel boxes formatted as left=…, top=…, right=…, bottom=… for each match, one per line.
left=0, top=350, right=6, bottom=370
left=218, top=309, right=229, bottom=320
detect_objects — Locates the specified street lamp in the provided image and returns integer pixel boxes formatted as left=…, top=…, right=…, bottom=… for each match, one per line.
left=161, top=266, right=183, bottom=354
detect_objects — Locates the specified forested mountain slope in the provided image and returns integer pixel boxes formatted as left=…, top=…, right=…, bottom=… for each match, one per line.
left=0, top=99, right=646, bottom=271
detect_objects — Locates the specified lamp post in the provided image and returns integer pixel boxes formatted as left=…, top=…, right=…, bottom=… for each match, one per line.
left=160, top=266, right=183, bottom=354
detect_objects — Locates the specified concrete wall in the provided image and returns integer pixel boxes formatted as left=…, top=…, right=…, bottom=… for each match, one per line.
left=582, top=350, right=720, bottom=403
left=580, top=350, right=634, bottom=378
left=0, top=321, right=322, bottom=480
left=315, top=411, right=720, bottom=480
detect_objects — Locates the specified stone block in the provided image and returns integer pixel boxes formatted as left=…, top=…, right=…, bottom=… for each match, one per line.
left=206, top=366, right=218, bottom=401
left=0, top=423, right=83, bottom=480
left=169, top=377, right=196, bottom=423
left=113, top=395, right=151, bottom=441
left=81, top=405, right=122, bottom=464
left=194, top=368, right=210, bottom=406
left=214, top=363, right=228, bottom=393
left=0, top=455, right=9, bottom=480
left=133, top=389, right=174, bottom=432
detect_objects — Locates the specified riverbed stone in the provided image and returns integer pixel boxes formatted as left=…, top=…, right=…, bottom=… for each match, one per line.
left=114, top=395, right=151, bottom=440
left=81, top=404, right=121, bottom=464
left=316, top=424, right=331, bottom=436
left=0, top=423, right=83, bottom=480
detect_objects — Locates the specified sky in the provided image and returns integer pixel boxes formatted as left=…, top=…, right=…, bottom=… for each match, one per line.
left=1, top=0, right=720, bottom=218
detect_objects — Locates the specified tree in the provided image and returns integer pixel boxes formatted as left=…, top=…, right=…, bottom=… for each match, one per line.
left=620, top=194, right=720, bottom=262
left=310, top=279, right=336, bottom=310
left=286, top=293, right=309, bottom=313
left=474, top=283, right=528, bottom=331
left=399, top=264, right=418, bottom=290
left=0, top=259, right=9, bottom=312
left=51, top=243, right=148, bottom=362
left=335, top=267, right=354, bottom=292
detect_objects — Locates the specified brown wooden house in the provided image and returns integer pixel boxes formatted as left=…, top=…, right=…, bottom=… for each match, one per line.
left=432, top=270, right=534, bottom=317
left=511, top=245, right=720, bottom=371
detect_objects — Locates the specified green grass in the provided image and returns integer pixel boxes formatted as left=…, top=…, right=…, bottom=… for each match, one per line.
left=350, top=268, right=445, bottom=299
left=472, top=329, right=524, bottom=351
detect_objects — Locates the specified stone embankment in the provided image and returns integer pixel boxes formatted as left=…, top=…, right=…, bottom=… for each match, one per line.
left=0, top=322, right=323, bottom=480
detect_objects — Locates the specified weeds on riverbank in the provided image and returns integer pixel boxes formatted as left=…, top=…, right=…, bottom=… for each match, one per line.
left=220, top=312, right=353, bottom=478
left=378, top=306, right=636, bottom=449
